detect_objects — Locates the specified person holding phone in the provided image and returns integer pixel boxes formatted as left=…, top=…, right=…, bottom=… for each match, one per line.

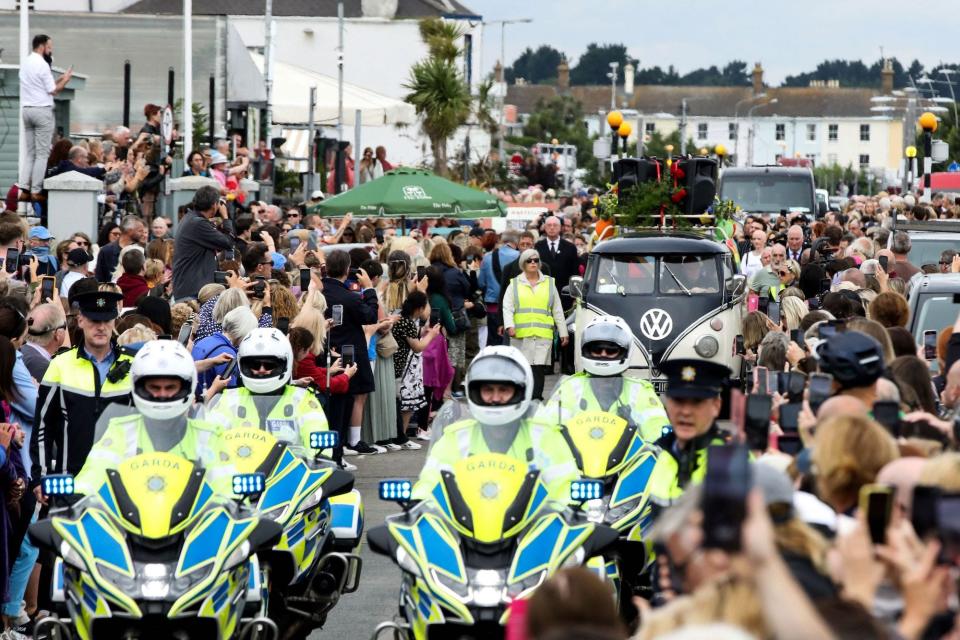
left=817, top=332, right=886, bottom=408
left=172, top=186, right=234, bottom=301
left=648, top=358, right=733, bottom=508
left=190, top=306, right=258, bottom=396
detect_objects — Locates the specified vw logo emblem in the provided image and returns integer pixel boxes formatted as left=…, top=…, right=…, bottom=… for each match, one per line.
left=639, top=308, right=673, bottom=341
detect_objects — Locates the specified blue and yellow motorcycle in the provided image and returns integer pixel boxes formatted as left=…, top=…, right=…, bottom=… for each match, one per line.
left=367, top=452, right=618, bottom=640
left=29, top=451, right=281, bottom=640
left=214, top=426, right=362, bottom=639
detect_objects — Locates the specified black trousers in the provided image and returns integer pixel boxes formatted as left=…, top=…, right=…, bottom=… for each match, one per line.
left=326, top=393, right=352, bottom=462
left=532, top=365, right=548, bottom=401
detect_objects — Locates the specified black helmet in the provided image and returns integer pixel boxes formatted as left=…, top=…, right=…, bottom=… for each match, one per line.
left=816, top=331, right=884, bottom=389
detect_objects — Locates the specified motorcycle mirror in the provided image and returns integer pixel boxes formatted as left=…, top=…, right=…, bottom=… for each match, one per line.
left=570, top=479, right=604, bottom=502
left=379, top=479, right=413, bottom=502
left=310, top=431, right=340, bottom=449
left=232, top=473, right=266, bottom=497
left=42, top=474, right=75, bottom=497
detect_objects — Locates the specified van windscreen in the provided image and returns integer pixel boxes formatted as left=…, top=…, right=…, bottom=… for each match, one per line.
left=720, top=174, right=813, bottom=214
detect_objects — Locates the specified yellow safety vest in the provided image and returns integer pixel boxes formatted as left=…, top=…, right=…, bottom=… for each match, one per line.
left=512, top=275, right=555, bottom=340
left=767, top=283, right=785, bottom=302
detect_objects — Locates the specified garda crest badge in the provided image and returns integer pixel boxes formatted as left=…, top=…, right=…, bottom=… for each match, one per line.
left=681, top=366, right=696, bottom=382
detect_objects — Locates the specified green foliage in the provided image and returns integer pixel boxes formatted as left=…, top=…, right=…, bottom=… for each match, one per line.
left=172, top=99, right=208, bottom=154
left=404, top=19, right=472, bottom=176
left=522, top=95, right=597, bottom=170
left=570, top=43, right=629, bottom=86
left=274, top=165, right=302, bottom=197
left=626, top=129, right=698, bottom=160
left=914, top=106, right=960, bottom=170
left=781, top=57, right=953, bottom=89
left=505, top=45, right=563, bottom=85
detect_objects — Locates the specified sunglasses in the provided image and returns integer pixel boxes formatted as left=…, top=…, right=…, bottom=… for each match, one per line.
left=588, top=346, right=622, bottom=357
left=246, top=358, right=278, bottom=371
left=778, top=271, right=790, bottom=277
left=525, top=258, right=540, bottom=264
left=74, top=240, right=89, bottom=246
left=259, top=260, right=273, bottom=266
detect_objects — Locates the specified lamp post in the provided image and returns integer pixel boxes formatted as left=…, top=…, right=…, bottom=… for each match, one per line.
left=904, top=145, right=917, bottom=194
left=607, top=111, right=623, bottom=171
left=939, top=68, right=959, bottom=124
left=665, top=143, right=674, bottom=168
left=733, top=93, right=766, bottom=166
left=746, top=98, right=778, bottom=166
left=608, top=62, right=620, bottom=110
left=618, top=121, right=632, bottom=159
left=488, top=17, right=533, bottom=163
left=918, top=111, right=938, bottom=202
left=715, top=143, right=727, bottom=167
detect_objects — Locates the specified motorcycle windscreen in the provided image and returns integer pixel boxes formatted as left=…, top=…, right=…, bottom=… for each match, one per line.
left=112, top=451, right=202, bottom=538
left=443, top=453, right=543, bottom=544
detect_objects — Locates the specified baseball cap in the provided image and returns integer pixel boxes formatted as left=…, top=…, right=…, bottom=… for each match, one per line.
left=29, top=226, right=53, bottom=241
left=209, top=151, right=228, bottom=166
left=310, top=190, right=325, bottom=201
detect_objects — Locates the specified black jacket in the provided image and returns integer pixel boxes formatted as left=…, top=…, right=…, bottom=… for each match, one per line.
left=172, top=211, right=234, bottom=300
left=322, top=277, right=379, bottom=394
left=535, top=238, right=578, bottom=293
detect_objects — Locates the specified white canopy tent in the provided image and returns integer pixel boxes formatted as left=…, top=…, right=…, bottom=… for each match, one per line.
left=249, top=53, right=416, bottom=127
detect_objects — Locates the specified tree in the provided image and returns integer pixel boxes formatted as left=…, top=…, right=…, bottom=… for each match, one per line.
left=570, top=43, right=629, bottom=85
left=173, top=99, right=208, bottom=155
left=404, top=18, right=472, bottom=175
left=506, top=45, right=563, bottom=85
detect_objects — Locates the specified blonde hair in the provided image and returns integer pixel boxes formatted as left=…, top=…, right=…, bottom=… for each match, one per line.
left=117, top=323, right=157, bottom=346
left=144, top=258, right=164, bottom=287
left=198, top=283, right=225, bottom=306
left=813, top=415, right=899, bottom=511
left=636, top=576, right=766, bottom=640
left=779, top=296, right=807, bottom=331
left=919, top=453, right=960, bottom=492
left=291, top=290, right=328, bottom=353
left=845, top=318, right=896, bottom=365
left=270, top=283, right=299, bottom=325
left=742, top=311, right=772, bottom=352
left=213, top=288, right=251, bottom=325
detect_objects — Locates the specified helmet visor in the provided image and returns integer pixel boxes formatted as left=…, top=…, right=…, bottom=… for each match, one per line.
left=468, top=380, right=523, bottom=407
left=240, top=355, right=285, bottom=379
left=583, top=340, right=627, bottom=361
left=134, top=375, right=191, bottom=403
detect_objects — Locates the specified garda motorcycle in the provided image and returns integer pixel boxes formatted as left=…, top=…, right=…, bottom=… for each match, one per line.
left=212, top=424, right=363, bottom=640
left=367, top=451, right=618, bottom=640
left=29, top=444, right=280, bottom=640
left=544, top=376, right=661, bottom=605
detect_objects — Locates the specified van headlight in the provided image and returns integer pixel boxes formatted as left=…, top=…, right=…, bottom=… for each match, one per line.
left=694, top=335, right=719, bottom=358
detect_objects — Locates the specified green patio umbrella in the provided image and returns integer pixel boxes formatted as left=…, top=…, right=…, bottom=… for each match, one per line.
left=307, top=168, right=506, bottom=218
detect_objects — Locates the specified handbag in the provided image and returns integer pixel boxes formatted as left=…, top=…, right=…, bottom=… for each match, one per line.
left=376, top=330, right=399, bottom=358
left=453, top=307, right=470, bottom=333
left=467, top=293, right=486, bottom=319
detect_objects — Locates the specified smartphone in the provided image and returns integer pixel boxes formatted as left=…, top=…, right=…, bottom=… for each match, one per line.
left=276, top=317, right=289, bottom=335
left=790, top=328, right=805, bottom=350
left=252, top=275, right=266, bottom=298
left=808, top=372, right=833, bottom=414
left=777, top=433, right=803, bottom=456
left=872, top=400, right=901, bottom=437
left=817, top=322, right=837, bottom=340
left=807, top=296, right=821, bottom=311
left=766, top=301, right=781, bottom=325
left=224, top=249, right=235, bottom=261
left=878, top=255, right=889, bottom=271
left=701, top=444, right=751, bottom=551
left=785, top=371, right=806, bottom=402
left=416, top=265, right=426, bottom=281
left=214, top=271, right=228, bottom=285
left=332, top=304, right=344, bottom=326
left=341, top=344, right=355, bottom=367
left=375, top=228, right=384, bottom=244
left=819, top=277, right=831, bottom=294
left=177, top=320, right=193, bottom=346
left=954, top=293, right=960, bottom=304
left=300, top=267, right=311, bottom=291
left=779, top=402, right=801, bottom=433
left=219, top=357, right=238, bottom=381
left=734, top=334, right=745, bottom=356
left=923, top=330, right=938, bottom=360
left=936, top=493, right=960, bottom=563
left=40, top=276, right=55, bottom=302
left=4, top=249, right=18, bottom=275
left=744, top=394, right=772, bottom=451
left=860, top=484, right=894, bottom=545
left=911, top=485, right=940, bottom=540
left=757, top=296, right=769, bottom=315
left=754, top=366, right=768, bottom=395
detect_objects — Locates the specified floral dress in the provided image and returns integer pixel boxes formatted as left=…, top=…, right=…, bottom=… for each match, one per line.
left=392, top=317, right=427, bottom=413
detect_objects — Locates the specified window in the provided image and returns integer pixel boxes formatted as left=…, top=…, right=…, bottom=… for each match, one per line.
left=645, top=122, right=655, bottom=135
left=805, top=153, right=817, bottom=162
left=697, top=123, right=708, bottom=140
left=593, top=255, right=655, bottom=295
left=828, top=124, right=838, bottom=141
left=659, top=255, right=719, bottom=294
left=806, top=124, right=816, bottom=142
left=775, top=153, right=784, bottom=163
left=827, top=153, right=838, bottom=165
left=859, top=154, right=870, bottom=167
left=728, top=122, right=737, bottom=140
left=860, top=124, right=870, bottom=142
left=775, top=124, right=785, bottom=141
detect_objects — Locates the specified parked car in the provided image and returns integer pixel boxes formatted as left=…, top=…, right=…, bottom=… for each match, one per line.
left=718, top=166, right=822, bottom=218
left=889, top=221, right=960, bottom=269
left=907, top=274, right=960, bottom=370
left=568, top=232, right=746, bottom=394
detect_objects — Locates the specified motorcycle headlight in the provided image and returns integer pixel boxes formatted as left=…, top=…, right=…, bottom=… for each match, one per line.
left=396, top=545, right=422, bottom=579
left=561, top=547, right=585, bottom=569
left=694, top=335, right=719, bottom=358
left=59, top=540, right=86, bottom=571
left=296, top=488, right=325, bottom=515
left=223, top=541, right=251, bottom=571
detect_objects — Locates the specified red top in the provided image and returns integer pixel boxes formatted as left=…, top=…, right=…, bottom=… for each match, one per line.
left=117, top=273, right=149, bottom=307
left=295, top=352, right=350, bottom=395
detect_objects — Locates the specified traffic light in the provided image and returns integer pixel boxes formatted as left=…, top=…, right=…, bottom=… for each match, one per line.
left=614, top=158, right=660, bottom=205
left=671, top=157, right=718, bottom=214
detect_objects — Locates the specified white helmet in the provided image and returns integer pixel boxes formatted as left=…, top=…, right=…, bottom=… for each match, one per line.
left=465, top=346, right=533, bottom=426
left=131, top=340, right=197, bottom=421
left=581, top=315, right=634, bottom=376
left=237, top=328, right=293, bottom=394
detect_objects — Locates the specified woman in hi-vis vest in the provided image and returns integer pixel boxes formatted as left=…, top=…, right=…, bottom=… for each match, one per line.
left=501, top=248, right=568, bottom=400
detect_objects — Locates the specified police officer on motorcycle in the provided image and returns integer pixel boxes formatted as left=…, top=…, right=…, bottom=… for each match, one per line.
left=537, top=315, right=669, bottom=442
left=648, top=358, right=732, bottom=509
left=74, top=341, right=221, bottom=495
left=203, top=327, right=330, bottom=457
left=413, top=345, right=579, bottom=504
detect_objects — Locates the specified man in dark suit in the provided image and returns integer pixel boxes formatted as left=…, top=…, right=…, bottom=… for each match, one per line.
left=322, top=249, right=378, bottom=465
left=535, top=215, right=578, bottom=311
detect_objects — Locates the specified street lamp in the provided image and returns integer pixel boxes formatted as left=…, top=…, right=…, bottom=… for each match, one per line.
left=940, top=68, right=959, bottom=123
left=607, top=62, right=620, bottom=110
left=487, top=17, right=533, bottom=162
left=607, top=110, right=623, bottom=161
left=617, top=121, right=632, bottom=159
left=918, top=112, right=937, bottom=201
left=733, top=92, right=766, bottom=165
left=665, top=143, right=674, bottom=167
left=746, top=98, right=778, bottom=165
left=715, top=143, right=727, bottom=167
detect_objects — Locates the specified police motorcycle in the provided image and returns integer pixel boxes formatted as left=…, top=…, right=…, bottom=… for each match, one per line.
left=30, top=447, right=281, bottom=640
left=28, top=341, right=283, bottom=640
left=200, top=329, right=363, bottom=640
left=367, top=346, right=619, bottom=640
left=539, top=317, right=662, bottom=607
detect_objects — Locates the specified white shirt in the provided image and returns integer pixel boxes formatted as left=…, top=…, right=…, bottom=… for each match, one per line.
left=19, top=52, right=56, bottom=108
left=60, top=270, right=84, bottom=298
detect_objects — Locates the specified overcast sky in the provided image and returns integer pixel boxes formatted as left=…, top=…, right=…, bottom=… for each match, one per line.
left=475, top=0, right=960, bottom=85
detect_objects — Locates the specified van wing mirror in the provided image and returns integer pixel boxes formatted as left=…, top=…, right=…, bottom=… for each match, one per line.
left=725, top=274, right=746, bottom=298
left=568, top=276, right=584, bottom=300
left=817, top=201, right=828, bottom=217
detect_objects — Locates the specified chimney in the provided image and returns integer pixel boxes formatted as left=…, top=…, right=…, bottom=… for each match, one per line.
left=557, top=57, right=570, bottom=93
left=752, top=62, right=764, bottom=95
left=494, top=60, right=504, bottom=84
left=623, top=60, right=635, bottom=96
left=881, top=58, right=894, bottom=94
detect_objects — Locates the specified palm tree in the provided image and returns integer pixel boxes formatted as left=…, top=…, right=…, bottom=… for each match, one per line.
left=404, top=18, right=471, bottom=176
